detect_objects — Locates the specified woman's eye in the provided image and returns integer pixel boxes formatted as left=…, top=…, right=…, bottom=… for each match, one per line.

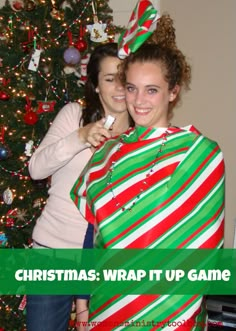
left=148, top=88, right=157, bottom=94
left=126, top=85, right=135, bottom=92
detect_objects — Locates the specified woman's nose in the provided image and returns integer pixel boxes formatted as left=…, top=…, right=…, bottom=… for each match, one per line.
left=115, top=79, right=125, bottom=91
left=134, top=90, right=145, bottom=105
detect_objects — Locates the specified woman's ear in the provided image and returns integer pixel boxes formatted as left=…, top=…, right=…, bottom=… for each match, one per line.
left=169, top=85, right=180, bottom=102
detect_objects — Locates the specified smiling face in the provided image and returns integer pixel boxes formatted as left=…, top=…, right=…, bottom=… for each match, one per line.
left=125, top=61, right=179, bottom=128
left=96, top=56, right=127, bottom=117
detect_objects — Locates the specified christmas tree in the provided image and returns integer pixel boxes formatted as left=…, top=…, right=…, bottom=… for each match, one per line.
left=0, top=0, right=121, bottom=329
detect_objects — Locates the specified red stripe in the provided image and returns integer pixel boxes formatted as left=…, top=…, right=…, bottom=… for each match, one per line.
left=199, top=219, right=224, bottom=248
left=149, top=295, right=201, bottom=331
left=93, top=151, right=182, bottom=222
left=178, top=203, right=224, bottom=248
left=103, top=162, right=179, bottom=247
left=89, top=294, right=120, bottom=319
left=90, top=295, right=159, bottom=331
left=119, top=157, right=224, bottom=248
left=72, top=175, right=83, bottom=208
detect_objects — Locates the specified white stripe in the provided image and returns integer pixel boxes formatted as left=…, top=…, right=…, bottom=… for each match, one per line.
left=113, top=295, right=170, bottom=331
left=89, top=295, right=139, bottom=324
left=188, top=209, right=224, bottom=248
left=161, top=297, right=203, bottom=331
left=150, top=176, right=224, bottom=248
left=96, top=154, right=182, bottom=225
left=90, top=129, right=189, bottom=185
left=91, top=295, right=203, bottom=331
left=113, top=150, right=222, bottom=248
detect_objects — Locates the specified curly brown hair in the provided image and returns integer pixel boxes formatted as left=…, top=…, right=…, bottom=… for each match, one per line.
left=119, top=14, right=191, bottom=116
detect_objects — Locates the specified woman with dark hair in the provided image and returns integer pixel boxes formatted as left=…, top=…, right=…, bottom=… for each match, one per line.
left=26, top=42, right=132, bottom=331
left=71, top=15, right=225, bottom=330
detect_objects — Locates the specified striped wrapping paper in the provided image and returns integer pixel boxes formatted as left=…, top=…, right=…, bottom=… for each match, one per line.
left=71, top=125, right=225, bottom=330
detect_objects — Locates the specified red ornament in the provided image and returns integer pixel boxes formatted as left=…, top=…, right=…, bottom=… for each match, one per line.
left=6, top=209, right=17, bottom=227
left=75, top=37, right=87, bottom=52
left=0, top=91, right=10, bottom=101
left=21, top=41, right=32, bottom=53
left=18, top=295, right=27, bottom=310
left=36, top=100, right=56, bottom=114
left=24, top=111, right=38, bottom=125
left=11, top=0, right=24, bottom=11
left=75, top=25, right=87, bottom=52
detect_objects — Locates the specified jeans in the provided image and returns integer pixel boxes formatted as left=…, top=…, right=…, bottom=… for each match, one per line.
left=26, top=295, right=74, bottom=331
left=26, top=225, right=93, bottom=330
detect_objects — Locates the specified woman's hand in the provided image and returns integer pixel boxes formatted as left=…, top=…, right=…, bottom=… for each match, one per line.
left=79, top=119, right=112, bottom=148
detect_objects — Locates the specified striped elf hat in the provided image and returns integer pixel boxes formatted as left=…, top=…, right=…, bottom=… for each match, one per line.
left=118, top=0, right=160, bottom=59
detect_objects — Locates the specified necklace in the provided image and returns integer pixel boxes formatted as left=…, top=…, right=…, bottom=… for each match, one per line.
left=107, top=127, right=170, bottom=212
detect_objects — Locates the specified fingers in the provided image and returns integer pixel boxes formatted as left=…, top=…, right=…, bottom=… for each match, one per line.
left=88, top=129, right=110, bottom=147
left=86, top=120, right=112, bottom=147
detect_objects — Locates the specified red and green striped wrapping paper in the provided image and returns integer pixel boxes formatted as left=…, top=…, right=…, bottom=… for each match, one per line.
left=118, top=0, right=160, bottom=59
left=71, top=125, right=225, bottom=330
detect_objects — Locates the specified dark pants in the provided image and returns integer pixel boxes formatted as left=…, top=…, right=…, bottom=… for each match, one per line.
left=26, top=295, right=74, bottom=331
left=26, top=224, right=93, bottom=330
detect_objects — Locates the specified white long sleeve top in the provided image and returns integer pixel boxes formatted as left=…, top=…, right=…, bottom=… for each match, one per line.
left=28, top=102, right=92, bottom=248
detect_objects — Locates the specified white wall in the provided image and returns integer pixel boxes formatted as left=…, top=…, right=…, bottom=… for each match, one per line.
left=110, top=0, right=160, bottom=26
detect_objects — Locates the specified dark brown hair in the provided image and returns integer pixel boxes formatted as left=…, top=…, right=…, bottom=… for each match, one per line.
left=81, top=43, right=134, bottom=127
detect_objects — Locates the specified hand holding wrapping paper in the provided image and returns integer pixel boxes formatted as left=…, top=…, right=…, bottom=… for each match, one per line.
left=118, top=0, right=160, bottom=59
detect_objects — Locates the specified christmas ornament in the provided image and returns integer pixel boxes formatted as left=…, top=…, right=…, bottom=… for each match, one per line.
left=0, top=127, right=11, bottom=160
left=0, top=143, right=10, bottom=160
left=63, top=30, right=81, bottom=65
left=63, top=65, right=80, bottom=76
left=24, top=110, right=38, bottom=125
left=33, top=198, right=42, bottom=208
left=28, top=48, right=43, bottom=72
left=118, top=0, right=160, bottom=59
left=87, top=16, right=108, bottom=42
left=24, top=140, right=34, bottom=157
left=0, top=57, right=3, bottom=67
left=24, top=96, right=38, bottom=125
left=36, top=100, right=56, bottom=114
left=0, top=90, right=10, bottom=100
left=6, top=209, right=17, bottom=227
left=3, top=187, right=14, bottom=205
left=63, top=47, right=81, bottom=65
left=75, top=26, right=87, bottom=52
left=0, top=78, right=10, bottom=100
left=21, top=29, right=34, bottom=53
left=87, top=1, right=108, bottom=42
left=18, top=295, right=27, bottom=310
left=24, top=0, right=36, bottom=11
left=0, top=231, right=7, bottom=247
left=78, top=53, right=90, bottom=86
left=9, top=0, right=24, bottom=11
left=75, top=37, right=87, bottom=52
left=21, top=41, right=32, bottom=53
left=15, top=209, right=28, bottom=222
